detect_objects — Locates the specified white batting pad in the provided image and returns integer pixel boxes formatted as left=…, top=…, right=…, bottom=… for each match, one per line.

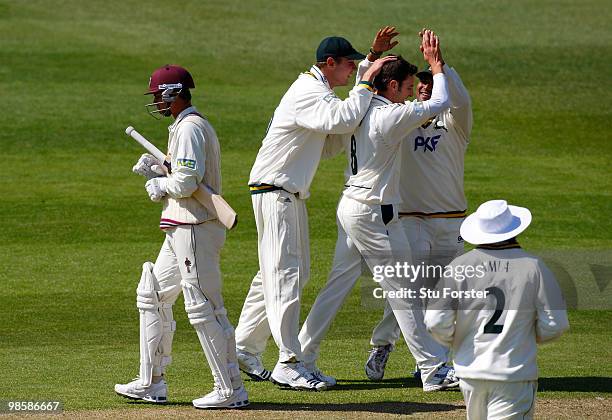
left=183, top=281, right=233, bottom=398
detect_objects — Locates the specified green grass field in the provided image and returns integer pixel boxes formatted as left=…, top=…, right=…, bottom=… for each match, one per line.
left=1, top=0, right=611, bottom=417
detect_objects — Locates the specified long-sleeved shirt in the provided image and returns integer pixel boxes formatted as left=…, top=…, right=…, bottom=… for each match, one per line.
left=160, top=106, right=221, bottom=229
left=424, top=246, right=569, bottom=382
left=398, top=64, right=472, bottom=215
left=249, top=65, right=374, bottom=199
left=342, top=65, right=450, bottom=205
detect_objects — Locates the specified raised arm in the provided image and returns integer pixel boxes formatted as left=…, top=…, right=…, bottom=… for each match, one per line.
left=356, top=26, right=400, bottom=84
left=380, top=30, right=450, bottom=141
left=444, top=64, right=473, bottom=138
left=296, top=56, right=396, bottom=134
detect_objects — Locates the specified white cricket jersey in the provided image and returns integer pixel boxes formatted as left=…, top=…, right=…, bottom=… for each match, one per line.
left=399, top=65, right=472, bottom=215
left=424, top=246, right=569, bottom=382
left=249, top=65, right=374, bottom=199
left=343, top=72, right=450, bottom=205
left=160, top=106, right=221, bottom=229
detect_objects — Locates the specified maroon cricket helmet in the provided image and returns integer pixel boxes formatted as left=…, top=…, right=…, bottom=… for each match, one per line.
left=145, top=65, right=195, bottom=95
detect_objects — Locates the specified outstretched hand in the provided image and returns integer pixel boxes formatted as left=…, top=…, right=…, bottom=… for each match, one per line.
left=419, top=29, right=444, bottom=73
left=371, top=26, right=400, bottom=54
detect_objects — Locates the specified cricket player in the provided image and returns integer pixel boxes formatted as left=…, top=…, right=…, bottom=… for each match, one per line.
left=366, top=43, right=473, bottom=385
left=424, top=199, right=569, bottom=419
left=234, top=28, right=398, bottom=391
left=115, top=65, right=248, bottom=409
left=298, top=29, right=454, bottom=390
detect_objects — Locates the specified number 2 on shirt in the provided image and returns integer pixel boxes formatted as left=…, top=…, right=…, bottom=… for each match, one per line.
left=484, top=286, right=505, bottom=334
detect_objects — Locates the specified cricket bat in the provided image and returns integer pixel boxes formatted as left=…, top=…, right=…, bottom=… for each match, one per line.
left=125, top=126, right=238, bottom=230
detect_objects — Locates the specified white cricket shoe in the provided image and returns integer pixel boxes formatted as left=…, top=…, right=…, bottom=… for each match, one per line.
left=304, top=363, right=337, bottom=387
left=423, top=364, right=460, bottom=392
left=192, top=385, right=249, bottom=409
left=114, top=378, right=168, bottom=403
left=270, top=362, right=327, bottom=391
left=236, top=350, right=272, bottom=382
left=365, top=344, right=392, bottom=381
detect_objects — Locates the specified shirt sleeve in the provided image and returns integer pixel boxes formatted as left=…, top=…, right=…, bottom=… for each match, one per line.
left=535, top=260, right=570, bottom=343
left=425, top=309, right=457, bottom=346
left=165, top=122, right=206, bottom=198
left=444, top=64, right=473, bottom=140
left=377, top=73, right=450, bottom=145
left=424, top=272, right=458, bottom=346
left=294, top=81, right=374, bottom=134
left=355, top=58, right=374, bottom=86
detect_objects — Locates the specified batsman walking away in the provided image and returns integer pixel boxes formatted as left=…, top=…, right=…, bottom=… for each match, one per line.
left=114, top=64, right=248, bottom=409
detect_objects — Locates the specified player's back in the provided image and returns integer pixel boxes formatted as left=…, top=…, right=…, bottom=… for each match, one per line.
left=438, top=246, right=567, bottom=382
left=343, top=95, right=403, bottom=205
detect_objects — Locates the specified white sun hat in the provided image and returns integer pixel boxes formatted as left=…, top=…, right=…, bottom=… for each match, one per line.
left=460, top=200, right=532, bottom=245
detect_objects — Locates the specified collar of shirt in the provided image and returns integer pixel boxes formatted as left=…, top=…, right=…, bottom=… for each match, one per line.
left=308, top=65, right=331, bottom=90
left=168, top=105, right=198, bottom=133
left=372, top=94, right=392, bottom=106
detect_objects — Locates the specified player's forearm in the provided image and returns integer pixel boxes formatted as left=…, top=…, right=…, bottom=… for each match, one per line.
left=164, top=171, right=200, bottom=198
left=296, top=88, right=373, bottom=134
left=422, top=73, right=450, bottom=116
left=424, top=310, right=456, bottom=346
left=355, top=59, right=374, bottom=86
left=536, top=310, right=570, bottom=343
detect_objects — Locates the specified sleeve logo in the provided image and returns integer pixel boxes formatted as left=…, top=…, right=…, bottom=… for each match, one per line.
left=322, top=93, right=337, bottom=103
left=176, top=158, right=196, bottom=169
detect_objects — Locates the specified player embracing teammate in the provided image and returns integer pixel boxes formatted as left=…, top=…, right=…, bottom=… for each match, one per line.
left=365, top=31, right=473, bottom=387
left=114, top=25, right=570, bottom=419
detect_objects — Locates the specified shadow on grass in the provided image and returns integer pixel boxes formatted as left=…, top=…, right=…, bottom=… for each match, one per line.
left=127, top=400, right=462, bottom=415
left=539, top=377, right=612, bottom=393
left=247, top=401, right=461, bottom=415
left=332, top=376, right=425, bottom=391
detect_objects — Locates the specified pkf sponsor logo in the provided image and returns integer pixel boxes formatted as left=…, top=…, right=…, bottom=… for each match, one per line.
left=414, top=135, right=441, bottom=152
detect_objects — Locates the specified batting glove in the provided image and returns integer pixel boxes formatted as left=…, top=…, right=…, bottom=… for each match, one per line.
left=133, top=153, right=166, bottom=180
left=145, top=177, right=168, bottom=202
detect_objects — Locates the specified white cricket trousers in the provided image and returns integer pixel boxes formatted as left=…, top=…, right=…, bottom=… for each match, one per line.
left=151, top=222, right=227, bottom=376
left=299, top=195, right=447, bottom=383
left=235, top=190, right=309, bottom=362
left=370, top=216, right=464, bottom=348
left=155, top=222, right=226, bottom=310
left=460, top=378, right=537, bottom=420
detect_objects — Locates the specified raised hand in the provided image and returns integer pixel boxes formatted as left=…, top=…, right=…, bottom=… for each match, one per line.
left=419, top=29, right=444, bottom=74
left=371, top=26, right=400, bottom=55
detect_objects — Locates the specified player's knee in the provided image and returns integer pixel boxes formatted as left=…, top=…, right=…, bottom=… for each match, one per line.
left=136, top=262, right=159, bottom=311
left=182, top=281, right=214, bottom=325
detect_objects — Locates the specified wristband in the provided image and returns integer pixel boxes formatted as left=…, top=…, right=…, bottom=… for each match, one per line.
left=369, top=48, right=382, bottom=57
left=358, top=80, right=374, bottom=91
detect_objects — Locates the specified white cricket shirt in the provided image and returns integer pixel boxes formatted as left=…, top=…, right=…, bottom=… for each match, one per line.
left=160, top=106, right=221, bottom=229
left=399, top=65, right=472, bottom=215
left=424, top=246, right=569, bottom=382
left=343, top=72, right=450, bottom=205
left=249, top=65, right=374, bottom=199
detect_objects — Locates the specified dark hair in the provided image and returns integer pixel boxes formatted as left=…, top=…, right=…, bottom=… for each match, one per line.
left=178, top=88, right=192, bottom=101
left=373, top=56, right=417, bottom=92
